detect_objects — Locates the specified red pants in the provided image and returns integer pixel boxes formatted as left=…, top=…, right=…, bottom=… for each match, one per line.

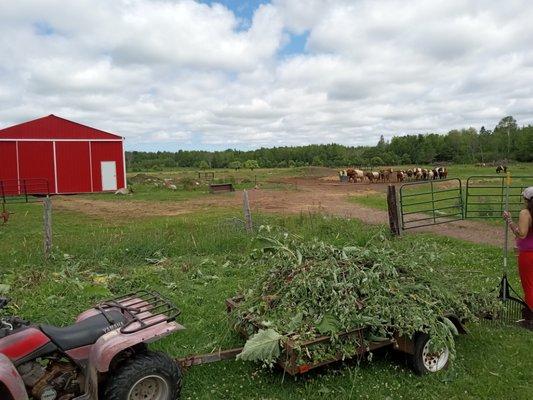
left=518, top=251, right=533, bottom=310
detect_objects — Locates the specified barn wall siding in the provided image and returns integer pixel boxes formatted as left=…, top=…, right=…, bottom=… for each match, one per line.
left=90, top=141, right=125, bottom=191
left=0, top=141, right=18, bottom=195
left=18, top=141, right=56, bottom=193
left=0, top=141, right=17, bottom=180
left=56, top=141, right=92, bottom=193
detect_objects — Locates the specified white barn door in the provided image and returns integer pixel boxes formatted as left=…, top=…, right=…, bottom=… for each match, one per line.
left=101, top=161, right=117, bottom=191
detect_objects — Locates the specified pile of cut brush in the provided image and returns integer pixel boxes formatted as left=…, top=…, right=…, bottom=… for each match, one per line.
left=231, top=233, right=498, bottom=367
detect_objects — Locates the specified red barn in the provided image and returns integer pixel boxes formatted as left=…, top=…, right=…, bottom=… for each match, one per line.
left=0, top=115, right=126, bottom=195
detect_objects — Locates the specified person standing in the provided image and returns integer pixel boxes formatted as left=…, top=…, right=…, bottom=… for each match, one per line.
left=503, top=187, right=533, bottom=329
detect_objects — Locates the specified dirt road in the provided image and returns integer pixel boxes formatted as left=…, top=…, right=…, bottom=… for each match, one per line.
left=54, top=177, right=505, bottom=247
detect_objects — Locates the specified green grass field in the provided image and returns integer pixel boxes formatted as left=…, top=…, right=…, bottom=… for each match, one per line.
left=1, top=183, right=532, bottom=399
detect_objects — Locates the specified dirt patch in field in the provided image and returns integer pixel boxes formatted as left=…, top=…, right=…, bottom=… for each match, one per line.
left=53, top=196, right=238, bottom=219
left=319, top=175, right=342, bottom=181
left=54, top=177, right=506, bottom=247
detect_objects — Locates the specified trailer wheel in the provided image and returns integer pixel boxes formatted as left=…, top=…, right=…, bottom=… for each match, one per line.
left=408, top=333, right=450, bottom=375
left=104, top=351, right=182, bottom=400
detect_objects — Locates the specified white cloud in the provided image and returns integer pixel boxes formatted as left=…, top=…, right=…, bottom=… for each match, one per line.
left=1, top=0, right=533, bottom=150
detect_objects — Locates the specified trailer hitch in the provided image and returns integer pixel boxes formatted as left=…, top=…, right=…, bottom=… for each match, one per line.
left=176, top=347, right=243, bottom=370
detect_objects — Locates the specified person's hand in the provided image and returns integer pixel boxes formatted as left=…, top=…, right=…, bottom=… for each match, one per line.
left=503, top=211, right=512, bottom=222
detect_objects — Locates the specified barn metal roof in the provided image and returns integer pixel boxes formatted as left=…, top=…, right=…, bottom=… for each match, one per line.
left=0, top=114, right=123, bottom=140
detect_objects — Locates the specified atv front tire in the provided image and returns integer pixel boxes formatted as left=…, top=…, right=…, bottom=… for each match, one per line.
left=104, top=351, right=182, bottom=400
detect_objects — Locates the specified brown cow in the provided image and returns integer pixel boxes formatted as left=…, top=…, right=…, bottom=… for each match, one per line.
left=396, top=171, right=405, bottom=182
left=346, top=168, right=364, bottom=183
left=434, top=167, right=447, bottom=179
left=380, top=168, right=393, bottom=182
left=365, top=171, right=380, bottom=183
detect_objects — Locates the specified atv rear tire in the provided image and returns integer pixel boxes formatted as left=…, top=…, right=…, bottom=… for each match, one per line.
left=104, top=351, right=182, bottom=400
left=408, top=333, right=450, bottom=375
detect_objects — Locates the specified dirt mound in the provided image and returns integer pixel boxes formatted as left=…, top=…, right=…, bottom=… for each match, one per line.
left=128, top=173, right=164, bottom=185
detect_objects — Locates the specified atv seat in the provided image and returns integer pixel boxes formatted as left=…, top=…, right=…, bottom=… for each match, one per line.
left=40, top=309, right=126, bottom=351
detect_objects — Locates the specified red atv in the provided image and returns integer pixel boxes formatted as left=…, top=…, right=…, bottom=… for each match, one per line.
left=0, top=291, right=184, bottom=400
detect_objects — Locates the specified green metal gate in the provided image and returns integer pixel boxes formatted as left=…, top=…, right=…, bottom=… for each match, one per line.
left=398, top=174, right=533, bottom=230
left=399, top=178, right=464, bottom=230
left=465, top=175, right=533, bottom=219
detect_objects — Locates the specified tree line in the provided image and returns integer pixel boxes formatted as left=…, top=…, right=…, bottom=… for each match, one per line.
left=126, top=116, right=533, bottom=171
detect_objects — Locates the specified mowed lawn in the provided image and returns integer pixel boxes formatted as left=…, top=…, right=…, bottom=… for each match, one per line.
left=0, top=193, right=532, bottom=399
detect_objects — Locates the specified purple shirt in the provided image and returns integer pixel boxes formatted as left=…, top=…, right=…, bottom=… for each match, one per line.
left=517, top=227, right=533, bottom=252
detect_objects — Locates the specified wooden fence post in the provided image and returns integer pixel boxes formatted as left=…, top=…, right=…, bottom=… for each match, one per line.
left=387, top=185, right=401, bottom=236
left=43, top=196, right=52, bottom=258
left=243, top=190, right=253, bottom=233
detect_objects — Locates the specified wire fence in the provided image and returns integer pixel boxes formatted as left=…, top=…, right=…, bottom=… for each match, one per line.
left=0, top=179, right=50, bottom=204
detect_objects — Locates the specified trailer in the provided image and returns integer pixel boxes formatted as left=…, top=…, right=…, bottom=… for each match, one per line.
left=176, top=296, right=466, bottom=376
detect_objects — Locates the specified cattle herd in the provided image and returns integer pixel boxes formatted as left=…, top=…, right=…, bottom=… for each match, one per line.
left=341, top=167, right=449, bottom=183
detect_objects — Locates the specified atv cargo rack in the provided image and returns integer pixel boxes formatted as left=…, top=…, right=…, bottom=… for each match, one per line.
left=96, top=290, right=181, bottom=334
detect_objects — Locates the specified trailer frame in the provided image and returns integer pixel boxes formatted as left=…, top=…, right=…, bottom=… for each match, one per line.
left=175, top=297, right=456, bottom=375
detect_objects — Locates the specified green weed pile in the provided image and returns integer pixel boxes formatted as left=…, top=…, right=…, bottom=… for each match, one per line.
left=233, top=233, right=499, bottom=366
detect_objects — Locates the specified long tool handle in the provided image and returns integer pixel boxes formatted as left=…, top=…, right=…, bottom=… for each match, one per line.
left=503, top=172, right=511, bottom=276
left=499, top=172, right=512, bottom=300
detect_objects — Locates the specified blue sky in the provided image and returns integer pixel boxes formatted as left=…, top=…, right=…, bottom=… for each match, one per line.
left=1, top=0, right=533, bottom=152
left=33, top=20, right=56, bottom=36
left=201, top=0, right=269, bottom=21
left=201, top=0, right=308, bottom=57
